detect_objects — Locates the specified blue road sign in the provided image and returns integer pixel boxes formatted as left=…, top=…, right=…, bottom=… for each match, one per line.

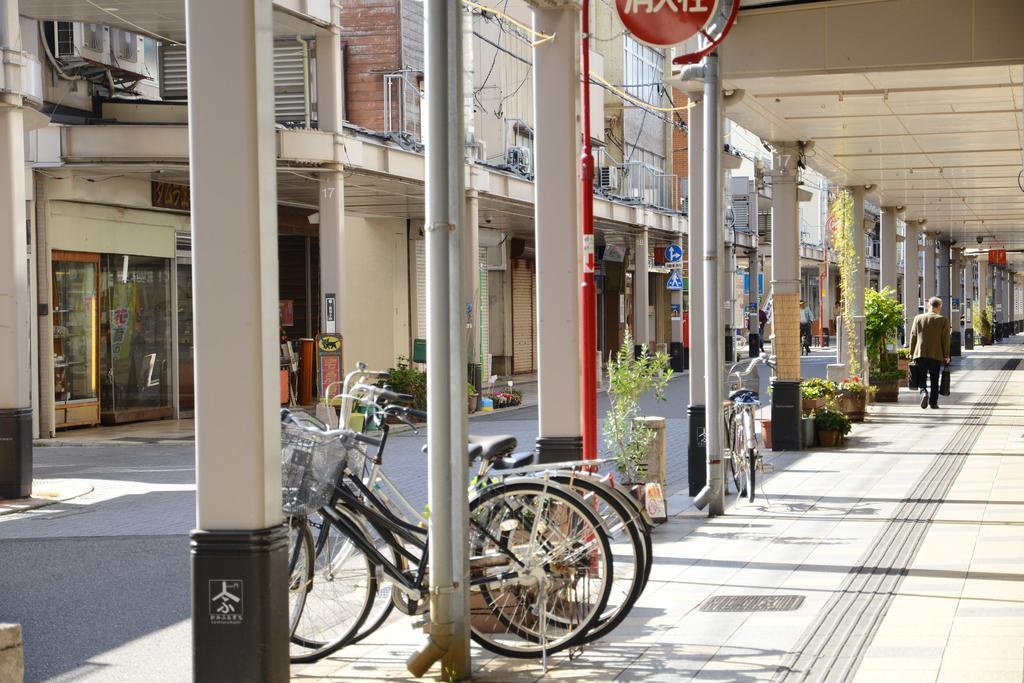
left=665, top=244, right=683, bottom=263
left=667, top=270, right=684, bottom=290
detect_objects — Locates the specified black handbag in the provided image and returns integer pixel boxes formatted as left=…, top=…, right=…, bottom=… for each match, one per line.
left=939, top=364, right=951, bottom=396
left=907, top=359, right=919, bottom=390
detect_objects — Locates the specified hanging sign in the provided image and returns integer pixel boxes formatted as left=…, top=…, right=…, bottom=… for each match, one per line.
left=583, top=234, right=595, bottom=274
left=324, top=293, right=336, bottom=333
left=667, top=270, right=684, bottom=291
left=616, top=0, right=719, bottom=47
left=988, top=249, right=1007, bottom=265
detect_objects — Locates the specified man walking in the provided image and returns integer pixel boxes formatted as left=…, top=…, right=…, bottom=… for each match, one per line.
left=909, top=296, right=951, bottom=409
left=799, top=300, right=814, bottom=355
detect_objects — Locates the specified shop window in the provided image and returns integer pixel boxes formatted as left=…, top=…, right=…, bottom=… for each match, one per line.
left=100, top=255, right=173, bottom=424
left=52, top=252, right=101, bottom=427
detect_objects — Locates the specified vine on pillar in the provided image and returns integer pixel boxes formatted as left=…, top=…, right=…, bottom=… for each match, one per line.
left=830, top=190, right=860, bottom=378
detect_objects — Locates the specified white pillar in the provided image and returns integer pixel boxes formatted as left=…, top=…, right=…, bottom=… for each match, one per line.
left=937, top=240, right=951, bottom=310
left=186, top=0, right=287, bottom=677
left=879, top=206, right=898, bottom=293
left=769, top=142, right=802, bottom=450
left=634, top=229, right=650, bottom=346
left=0, top=0, right=32, bottom=498
left=849, top=186, right=867, bottom=376
left=465, top=190, right=481, bottom=370
left=531, top=5, right=581, bottom=462
left=903, top=220, right=920, bottom=345
left=979, top=257, right=990, bottom=308
left=316, top=16, right=346, bottom=342
left=923, top=232, right=936, bottom=301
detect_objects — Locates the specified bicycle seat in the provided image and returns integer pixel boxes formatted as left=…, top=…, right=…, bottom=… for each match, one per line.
left=728, top=389, right=760, bottom=404
left=491, top=451, right=534, bottom=471
left=467, top=434, right=518, bottom=464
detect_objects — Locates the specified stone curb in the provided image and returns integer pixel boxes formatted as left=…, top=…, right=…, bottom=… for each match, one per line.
left=0, top=481, right=95, bottom=517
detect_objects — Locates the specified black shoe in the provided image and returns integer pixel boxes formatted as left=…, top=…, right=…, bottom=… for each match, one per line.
left=930, top=404, right=939, bottom=409
left=920, top=391, right=929, bottom=409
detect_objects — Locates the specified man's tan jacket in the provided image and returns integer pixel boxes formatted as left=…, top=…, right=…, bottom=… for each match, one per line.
left=909, top=311, right=951, bottom=361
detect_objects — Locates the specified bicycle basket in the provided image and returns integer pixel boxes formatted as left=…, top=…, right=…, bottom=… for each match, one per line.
left=281, top=421, right=348, bottom=516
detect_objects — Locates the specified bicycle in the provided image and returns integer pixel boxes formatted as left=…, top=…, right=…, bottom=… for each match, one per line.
left=724, top=354, right=775, bottom=503
left=281, top=410, right=615, bottom=662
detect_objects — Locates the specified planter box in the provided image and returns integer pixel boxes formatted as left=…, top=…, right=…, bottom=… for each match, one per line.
left=898, top=358, right=911, bottom=387
left=817, top=429, right=841, bottom=447
left=838, top=393, right=866, bottom=422
left=872, top=378, right=900, bottom=402
left=801, top=397, right=826, bottom=415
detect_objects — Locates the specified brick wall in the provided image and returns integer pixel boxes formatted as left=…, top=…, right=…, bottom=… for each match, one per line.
left=339, top=0, right=403, bottom=132
left=672, top=89, right=689, bottom=178
left=774, top=292, right=801, bottom=381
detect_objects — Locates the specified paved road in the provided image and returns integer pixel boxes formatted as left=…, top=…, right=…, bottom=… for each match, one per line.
left=0, top=351, right=834, bottom=681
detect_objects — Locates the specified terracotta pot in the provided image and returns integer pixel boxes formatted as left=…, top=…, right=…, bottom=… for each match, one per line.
left=761, top=420, right=772, bottom=450
left=817, top=429, right=840, bottom=447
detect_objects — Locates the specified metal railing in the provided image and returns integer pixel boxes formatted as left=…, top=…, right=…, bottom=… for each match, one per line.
left=383, top=70, right=422, bottom=140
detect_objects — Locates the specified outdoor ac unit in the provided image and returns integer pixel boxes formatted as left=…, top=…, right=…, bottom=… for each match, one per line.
left=506, top=146, right=532, bottom=175
left=597, top=166, right=619, bottom=191
left=53, top=21, right=109, bottom=64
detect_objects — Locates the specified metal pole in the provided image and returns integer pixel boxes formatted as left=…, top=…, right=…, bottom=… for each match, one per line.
left=580, top=0, right=597, bottom=460
left=408, top=0, right=465, bottom=675
left=694, top=52, right=724, bottom=517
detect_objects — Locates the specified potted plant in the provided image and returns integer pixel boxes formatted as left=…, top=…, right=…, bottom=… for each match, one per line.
left=801, top=378, right=838, bottom=414
left=467, top=382, right=478, bottom=413
left=837, top=376, right=870, bottom=422
left=976, top=304, right=994, bottom=345
left=865, top=288, right=904, bottom=402
left=379, top=356, right=427, bottom=412
left=604, top=332, right=672, bottom=492
left=896, top=347, right=911, bottom=387
left=814, top=408, right=851, bottom=447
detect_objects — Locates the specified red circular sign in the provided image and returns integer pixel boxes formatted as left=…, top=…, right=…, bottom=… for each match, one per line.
left=616, top=0, right=718, bottom=47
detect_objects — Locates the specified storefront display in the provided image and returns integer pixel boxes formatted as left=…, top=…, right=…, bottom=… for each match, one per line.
left=52, top=252, right=101, bottom=427
left=100, top=254, right=174, bottom=424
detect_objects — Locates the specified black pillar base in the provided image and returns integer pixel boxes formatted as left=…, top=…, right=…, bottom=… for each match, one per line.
left=748, top=333, right=760, bottom=359
left=535, top=435, right=583, bottom=464
left=669, top=342, right=685, bottom=373
left=724, top=333, right=734, bottom=363
left=770, top=379, right=801, bottom=451
left=964, top=328, right=975, bottom=350
left=0, top=408, right=32, bottom=499
left=191, top=525, right=289, bottom=682
left=683, top=347, right=689, bottom=370
left=687, top=405, right=706, bottom=496
left=951, top=331, right=962, bottom=357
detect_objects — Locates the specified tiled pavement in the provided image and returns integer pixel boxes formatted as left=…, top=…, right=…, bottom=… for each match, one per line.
left=293, top=340, right=1024, bottom=682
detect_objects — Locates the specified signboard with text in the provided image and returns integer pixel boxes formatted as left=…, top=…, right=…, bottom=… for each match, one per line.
left=316, top=334, right=343, bottom=401
left=616, top=0, right=718, bottom=47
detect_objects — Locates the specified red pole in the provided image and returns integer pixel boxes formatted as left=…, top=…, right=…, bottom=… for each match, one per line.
left=580, top=0, right=598, bottom=460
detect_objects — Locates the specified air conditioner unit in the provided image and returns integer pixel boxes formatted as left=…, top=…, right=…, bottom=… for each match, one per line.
left=597, top=166, right=619, bottom=191
left=505, top=146, right=532, bottom=174
left=53, top=21, right=110, bottom=65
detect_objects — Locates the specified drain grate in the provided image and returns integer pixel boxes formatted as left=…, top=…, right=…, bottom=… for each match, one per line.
left=699, top=595, right=805, bottom=613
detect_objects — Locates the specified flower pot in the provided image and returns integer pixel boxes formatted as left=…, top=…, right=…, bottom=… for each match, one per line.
left=801, top=416, right=816, bottom=448
left=761, top=420, right=772, bottom=450
left=872, top=378, right=899, bottom=402
left=817, top=429, right=840, bottom=447
left=838, top=393, right=866, bottom=422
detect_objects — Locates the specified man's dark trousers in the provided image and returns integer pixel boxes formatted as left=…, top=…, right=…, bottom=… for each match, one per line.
left=916, top=357, right=942, bottom=407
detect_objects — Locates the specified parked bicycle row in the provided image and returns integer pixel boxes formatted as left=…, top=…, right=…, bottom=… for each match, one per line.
left=280, top=366, right=656, bottom=665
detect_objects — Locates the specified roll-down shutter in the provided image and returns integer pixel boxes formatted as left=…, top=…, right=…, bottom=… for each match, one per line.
left=511, top=258, right=536, bottom=374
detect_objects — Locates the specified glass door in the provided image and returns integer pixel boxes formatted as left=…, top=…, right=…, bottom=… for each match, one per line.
left=52, top=252, right=101, bottom=427
left=177, top=259, right=194, bottom=414
left=100, top=254, right=174, bottom=424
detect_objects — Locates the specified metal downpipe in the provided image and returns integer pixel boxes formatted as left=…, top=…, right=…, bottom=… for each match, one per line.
left=408, top=0, right=459, bottom=676
left=694, top=52, right=724, bottom=516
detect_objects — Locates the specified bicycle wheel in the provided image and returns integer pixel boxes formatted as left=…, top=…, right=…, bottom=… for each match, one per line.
left=743, top=411, right=757, bottom=503
left=746, top=447, right=757, bottom=502
left=467, top=480, right=613, bottom=659
left=289, top=508, right=377, bottom=663
left=587, top=474, right=655, bottom=593
left=549, top=474, right=647, bottom=644
left=287, top=516, right=314, bottom=638
left=727, top=412, right=747, bottom=498
left=346, top=506, right=409, bottom=644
